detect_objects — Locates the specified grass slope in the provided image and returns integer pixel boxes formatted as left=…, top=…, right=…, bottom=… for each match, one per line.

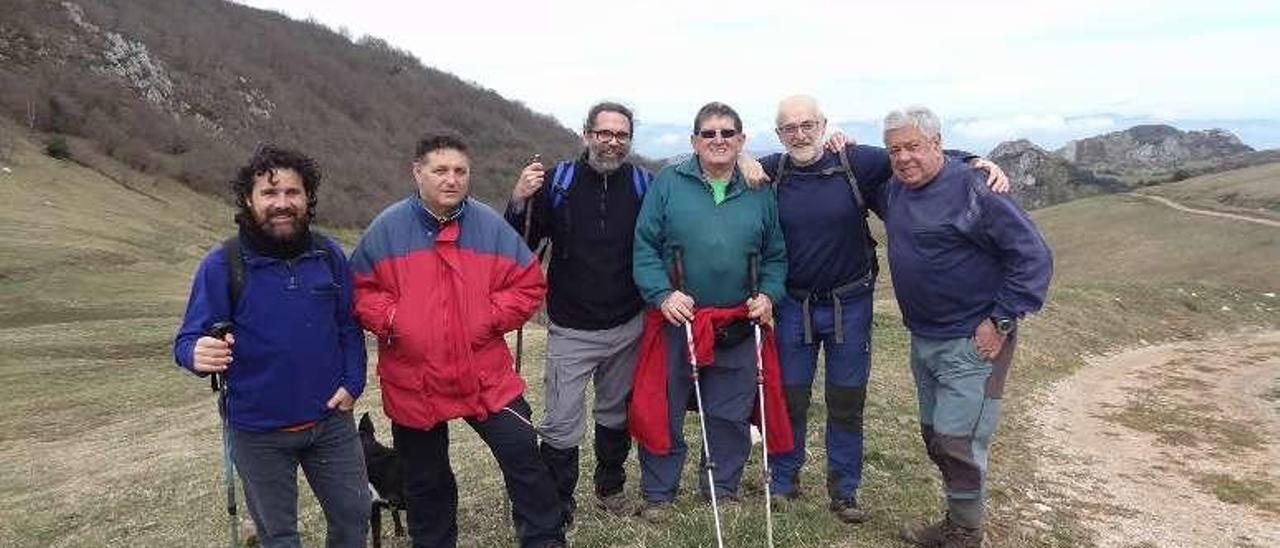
left=1, top=129, right=1276, bottom=546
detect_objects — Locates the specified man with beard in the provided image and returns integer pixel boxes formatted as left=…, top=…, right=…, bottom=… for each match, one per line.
left=354, top=135, right=565, bottom=548
left=756, top=96, right=1007, bottom=524
left=503, top=101, right=651, bottom=521
left=174, top=146, right=370, bottom=547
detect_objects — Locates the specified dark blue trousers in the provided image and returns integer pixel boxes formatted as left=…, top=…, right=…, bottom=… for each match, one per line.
left=770, top=293, right=873, bottom=501
left=639, top=323, right=757, bottom=502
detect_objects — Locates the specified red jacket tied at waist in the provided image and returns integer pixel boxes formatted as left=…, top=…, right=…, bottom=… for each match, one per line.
left=629, top=306, right=793, bottom=456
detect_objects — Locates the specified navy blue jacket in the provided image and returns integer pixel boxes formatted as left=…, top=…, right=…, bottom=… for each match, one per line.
left=173, top=234, right=367, bottom=432
left=760, top=145, right=977, bottom=294
left=882, top=158, right=1053, bottom=338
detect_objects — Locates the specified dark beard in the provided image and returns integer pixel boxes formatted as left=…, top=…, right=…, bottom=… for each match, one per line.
left=237, top=216, right=312, bottom=259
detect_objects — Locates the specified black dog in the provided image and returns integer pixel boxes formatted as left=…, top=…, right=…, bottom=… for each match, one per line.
left=359, top=412, right=406, bottom=547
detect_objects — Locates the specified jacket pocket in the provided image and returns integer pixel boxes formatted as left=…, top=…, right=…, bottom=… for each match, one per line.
left=910, top=227, right=964, bottom=269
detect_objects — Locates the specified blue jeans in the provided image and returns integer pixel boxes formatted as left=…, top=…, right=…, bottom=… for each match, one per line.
left=230, top=410, right=371, bottom=548
left=909, top=332, right=1015, bottom=528
left=770, top=293, right=873, bottom=501
left=639, top=323, right=757, bottom=502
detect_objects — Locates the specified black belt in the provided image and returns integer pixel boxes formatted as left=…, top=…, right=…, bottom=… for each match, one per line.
left=786, top=265, right=877, bottom=345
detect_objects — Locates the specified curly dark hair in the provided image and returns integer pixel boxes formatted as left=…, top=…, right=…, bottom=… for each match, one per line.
left=231, top=145, right=322, bottom=227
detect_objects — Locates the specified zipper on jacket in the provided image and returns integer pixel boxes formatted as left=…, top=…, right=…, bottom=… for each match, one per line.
left=599, top=172, right=609, bottom=232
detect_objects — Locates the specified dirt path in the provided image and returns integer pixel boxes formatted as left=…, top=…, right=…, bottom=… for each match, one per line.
left=1133, top=193, right=1280, bottom=228
left=1030, top=330, right=1280, bottom=547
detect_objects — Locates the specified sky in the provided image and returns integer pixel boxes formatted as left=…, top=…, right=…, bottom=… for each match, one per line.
left=236, top=0, right=1280, bottom=157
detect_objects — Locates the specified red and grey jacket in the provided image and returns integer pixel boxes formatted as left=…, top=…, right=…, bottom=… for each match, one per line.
left=351, top=196, right=546, bottom=430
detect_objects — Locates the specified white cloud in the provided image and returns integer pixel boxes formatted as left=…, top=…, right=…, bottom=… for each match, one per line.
left=951, top=115, right=1116, bottom=141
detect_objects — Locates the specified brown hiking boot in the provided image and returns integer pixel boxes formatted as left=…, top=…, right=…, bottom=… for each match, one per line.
left=942, top=521, right=984, bottom=548
left=829, top=498, right=871, bottom=524
left=639, top=500, right=674, bottom=524
left=901, top=516, right=984, bottom=547
left=901, top=517, right=946, bottom=547
left=595, top=491, right=641, bottom=517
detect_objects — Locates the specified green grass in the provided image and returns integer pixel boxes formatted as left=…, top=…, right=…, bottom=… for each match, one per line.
left=2, top=123, right=1278, bottom=546
left=1192, top=473, right=1280, bottom=516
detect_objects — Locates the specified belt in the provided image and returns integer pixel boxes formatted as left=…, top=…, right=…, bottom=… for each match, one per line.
left=786, top=265, right=877, bottom=345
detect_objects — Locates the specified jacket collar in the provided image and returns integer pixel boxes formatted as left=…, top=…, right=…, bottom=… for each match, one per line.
left=413, top=194, right=469, bottom=230
left=673, top=154, right=746, bottom=195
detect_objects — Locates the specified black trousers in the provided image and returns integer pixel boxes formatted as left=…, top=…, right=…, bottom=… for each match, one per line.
left=391, top=396, right=565, bottom=548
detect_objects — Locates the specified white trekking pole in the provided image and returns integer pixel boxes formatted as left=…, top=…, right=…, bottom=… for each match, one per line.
left=674, top=246, right=725, bottom=548
left=750, top=253, right=775, bottom=548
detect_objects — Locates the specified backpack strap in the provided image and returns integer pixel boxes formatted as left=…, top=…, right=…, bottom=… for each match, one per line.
left=549, top=160, right=576, bottom=209
left=775, top=153, right=789, bottom=187
left=222, top=235, right=245, bottom=314
left=630, top=164, right=652, bottom=200
left=836, top=147, right=867, bottom=215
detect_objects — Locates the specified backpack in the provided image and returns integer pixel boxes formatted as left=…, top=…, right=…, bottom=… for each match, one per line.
left=547, top=161, right=651, bottom=209
left=222, top=233, right=342, bottom=312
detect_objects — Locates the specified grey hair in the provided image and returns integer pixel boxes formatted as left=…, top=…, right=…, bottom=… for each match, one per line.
left=883, top=106, right=942, bottom=140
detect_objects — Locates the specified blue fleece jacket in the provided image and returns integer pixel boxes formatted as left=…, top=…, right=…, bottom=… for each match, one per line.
left=173, top=234, right=367, bottom=432
left=882, top=158, right=1053, bottom=338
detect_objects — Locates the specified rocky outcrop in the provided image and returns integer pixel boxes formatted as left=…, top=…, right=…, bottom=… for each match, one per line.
left=989, top=139, right=1123, bottom=209
left=1057, top=124, right=1253, bottom=176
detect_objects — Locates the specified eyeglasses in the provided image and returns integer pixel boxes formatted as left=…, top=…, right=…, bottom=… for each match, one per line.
left=696, top=128, right=739, bottom=139
left=591, top=129, right=631, bottom=143
left=776, top=120, right=822, bottom=136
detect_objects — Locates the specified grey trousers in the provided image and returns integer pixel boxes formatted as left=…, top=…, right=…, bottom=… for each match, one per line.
left=539, top=313, right=643, bottom=449
left=230, top=410, right=371, bottom=548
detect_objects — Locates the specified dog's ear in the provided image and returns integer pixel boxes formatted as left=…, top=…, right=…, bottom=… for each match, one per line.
left=359, top=412, right=374, bottom=435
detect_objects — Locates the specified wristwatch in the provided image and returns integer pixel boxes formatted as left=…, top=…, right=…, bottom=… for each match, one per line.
left=990, top=316, right=1015, bottom=336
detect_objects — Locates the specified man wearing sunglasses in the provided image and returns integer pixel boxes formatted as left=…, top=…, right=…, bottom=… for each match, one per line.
left=630, top=102, right=789, bottom=521
left=756, top=95, right=1009, bottom=525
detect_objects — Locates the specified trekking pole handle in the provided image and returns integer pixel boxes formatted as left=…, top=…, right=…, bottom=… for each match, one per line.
left=206, top=321, right=233, bottom=392
left=748, top=252, right=760, bottom=297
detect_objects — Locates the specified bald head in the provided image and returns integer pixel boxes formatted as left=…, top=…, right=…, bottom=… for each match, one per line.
left=776, top=95, right=823, bottom=126
left=775, top=95, right=828, bottom=164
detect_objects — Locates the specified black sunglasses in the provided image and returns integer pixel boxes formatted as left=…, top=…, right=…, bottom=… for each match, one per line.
left=696, top=128, right=739, bottom=139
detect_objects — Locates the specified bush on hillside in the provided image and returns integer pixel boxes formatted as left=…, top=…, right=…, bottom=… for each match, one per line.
left=45, top=134, right=69, bottom=160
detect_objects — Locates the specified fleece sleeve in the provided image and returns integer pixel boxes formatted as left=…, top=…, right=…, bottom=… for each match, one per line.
left=172, top=248, right=231, bottom=376
left=632, top=169, right=675, bottom=306
left=976, top=190, right=1055, bottom=319
left=329, top=241, right=367, bottom=398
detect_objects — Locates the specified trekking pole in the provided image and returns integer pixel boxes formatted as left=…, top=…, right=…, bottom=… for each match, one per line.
left=515, top=153, right=542, bottom=374
left=207, top=321, right=240, bottom=548
left=673, top=247, right=725, bottom=548
left=749, top=253, right=775, bottom=548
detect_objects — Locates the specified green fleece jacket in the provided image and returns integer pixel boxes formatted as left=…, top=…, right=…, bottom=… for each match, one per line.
left=633, top=155, right=787, bottom=307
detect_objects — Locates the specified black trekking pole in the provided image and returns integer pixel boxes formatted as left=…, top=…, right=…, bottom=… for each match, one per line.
left=515, top=154, right=543, bottom=375
left=749, top=253, right=775, bottom=547
left=206, top=321, right=240, bottom=548
left=673, top=246, right=725, bottom=548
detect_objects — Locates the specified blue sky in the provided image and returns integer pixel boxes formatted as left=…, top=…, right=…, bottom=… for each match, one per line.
left=238, top=0, right=1280, bottom=157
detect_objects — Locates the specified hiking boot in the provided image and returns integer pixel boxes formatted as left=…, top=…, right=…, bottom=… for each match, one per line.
left=829, top=498, right=871, bottom=524
left=702, top=491, right=741, bottom=511
left=902, top=515, right=984, bottom=547
left=595, top=491, right=641, bottom=517
left=901, top=516, right=946, bottom=547
left=639, top=500, right=675, bottom=524
left=942, top=521, right=984, bottom=548
left=538, top=541, right=567, bottom=548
